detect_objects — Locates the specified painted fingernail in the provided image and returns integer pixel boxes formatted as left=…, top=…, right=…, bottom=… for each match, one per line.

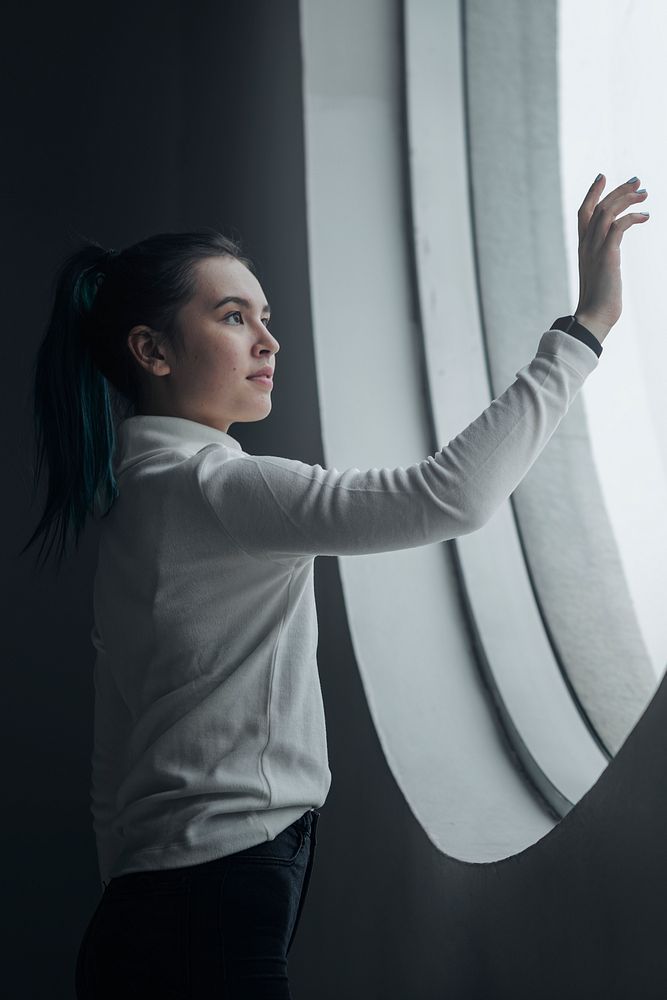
left=595, top=173, right=603, bottom=182
left=627, top=176, right=639, bottom=183
left=636, top=188, right=647, bottom=194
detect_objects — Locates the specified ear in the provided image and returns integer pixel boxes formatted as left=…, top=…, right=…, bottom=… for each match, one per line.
left=126, top=325, right=171, bottom=376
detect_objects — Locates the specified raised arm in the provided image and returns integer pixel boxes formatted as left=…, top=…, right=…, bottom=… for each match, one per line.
left=198, top=173, right=649, bottom=564
left=197, top=328, right=596, bottom=562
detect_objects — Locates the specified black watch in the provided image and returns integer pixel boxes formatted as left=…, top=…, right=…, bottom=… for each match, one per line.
left=550, top=314, right=602, bottom=358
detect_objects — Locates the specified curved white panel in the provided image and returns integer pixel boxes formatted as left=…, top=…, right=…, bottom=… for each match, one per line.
left=299, top=0, right=569, bottom=859
left=462, top=0, right=656, bottom=757
left=404, top=0, right=607, bottom=812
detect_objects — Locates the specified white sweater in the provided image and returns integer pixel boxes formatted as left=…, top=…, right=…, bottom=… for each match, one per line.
left=89, top=327, right=599, bottom=886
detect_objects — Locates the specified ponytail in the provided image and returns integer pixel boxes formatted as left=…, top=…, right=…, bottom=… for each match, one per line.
left=20, top=228, right=255, bottom=573
left=19, top=241, right=121, bottom=572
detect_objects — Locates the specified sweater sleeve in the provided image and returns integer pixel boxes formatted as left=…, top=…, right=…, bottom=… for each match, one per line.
left=197, top=328, right=599, bottom=563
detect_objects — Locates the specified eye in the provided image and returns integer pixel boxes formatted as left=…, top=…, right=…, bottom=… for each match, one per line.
left=223, top=310, right=243, bottom=325
left=223, top=310, right=271, bottom=329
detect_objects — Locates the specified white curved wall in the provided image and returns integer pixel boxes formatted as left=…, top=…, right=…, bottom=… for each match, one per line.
left=300, top=0, right=562, bottom=861
left=299, top=0, right=660, bottom=861
left=463, top=0, right=656, bottom=757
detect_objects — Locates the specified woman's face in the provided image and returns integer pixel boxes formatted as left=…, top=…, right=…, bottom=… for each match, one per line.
left=130, top=255, right=280, bottom=433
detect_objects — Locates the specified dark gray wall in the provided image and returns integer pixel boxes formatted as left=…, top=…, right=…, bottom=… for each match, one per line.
left=3, top=2, right=666, bottom=997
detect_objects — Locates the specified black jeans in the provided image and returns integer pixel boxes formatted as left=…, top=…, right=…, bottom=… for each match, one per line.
left=75, top=808, right=320, bottom=999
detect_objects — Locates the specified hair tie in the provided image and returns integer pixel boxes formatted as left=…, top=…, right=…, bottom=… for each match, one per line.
left=94, top=248, right=117, bottom=291
left=101, top=248, right=117, bottom=271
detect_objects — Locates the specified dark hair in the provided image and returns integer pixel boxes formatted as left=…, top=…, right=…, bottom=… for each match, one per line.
left=19, top=228, right=256, bottom=573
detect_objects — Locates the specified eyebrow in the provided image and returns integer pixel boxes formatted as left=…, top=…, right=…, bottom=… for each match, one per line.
left=213, top=295, right=271, bottom=313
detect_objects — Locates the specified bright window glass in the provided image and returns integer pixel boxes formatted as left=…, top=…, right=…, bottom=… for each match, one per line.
left=558, top=0, right=667, bottom=679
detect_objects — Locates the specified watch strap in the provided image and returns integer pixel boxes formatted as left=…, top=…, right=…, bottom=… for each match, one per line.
left=550, top=315, right=603, bottom=358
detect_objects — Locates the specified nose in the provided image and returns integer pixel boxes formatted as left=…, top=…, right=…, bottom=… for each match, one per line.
left=261, top=329, right=280, bottom=354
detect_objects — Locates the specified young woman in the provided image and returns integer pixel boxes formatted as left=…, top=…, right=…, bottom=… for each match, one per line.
left=21, top=175, right=648, bottom=999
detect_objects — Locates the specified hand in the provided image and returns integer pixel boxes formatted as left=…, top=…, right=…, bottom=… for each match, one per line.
left=574, top=174, right=649, bottom=344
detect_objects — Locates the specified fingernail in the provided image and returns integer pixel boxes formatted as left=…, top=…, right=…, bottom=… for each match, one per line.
left=595, top=173, right=603, bottom=182
left=627, top=176, right=639, bottom=183
left=636, top=188, right=647, bottom=194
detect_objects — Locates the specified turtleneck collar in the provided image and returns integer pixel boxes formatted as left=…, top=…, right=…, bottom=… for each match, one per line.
left=113, top=414, right=243, bottom=477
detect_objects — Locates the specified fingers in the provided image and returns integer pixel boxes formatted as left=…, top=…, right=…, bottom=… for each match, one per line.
left=606, top=210, right=651, bottom=247
left=578, top=175, right=639, bottom=243
left=577, top=174, right=607, bottom=244
left=583, top=178, right=648, bottom=250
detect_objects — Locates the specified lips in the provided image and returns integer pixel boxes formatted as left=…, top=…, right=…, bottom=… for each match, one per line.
left=247, top=370, right=274, bottom=389
left=247, top=366, right=274, bottom=380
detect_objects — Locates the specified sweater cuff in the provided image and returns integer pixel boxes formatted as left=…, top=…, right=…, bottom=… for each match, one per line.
left=536, top=328, right=600, bottom=381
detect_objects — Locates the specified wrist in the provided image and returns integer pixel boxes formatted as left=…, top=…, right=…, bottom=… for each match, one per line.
left=574, top=312, right=611, bottom=345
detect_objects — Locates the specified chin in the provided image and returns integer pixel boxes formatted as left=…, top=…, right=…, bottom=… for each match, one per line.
left=234, top=406, right=272, bottom=425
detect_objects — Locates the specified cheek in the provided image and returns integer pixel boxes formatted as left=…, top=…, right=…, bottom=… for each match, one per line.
left=198, top=340, right=238, bottom=375
left=210, top=347, right=244, bottom=385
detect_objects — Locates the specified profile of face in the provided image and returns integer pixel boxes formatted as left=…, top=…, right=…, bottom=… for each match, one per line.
left=128, top=255, right=280, bottom=433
